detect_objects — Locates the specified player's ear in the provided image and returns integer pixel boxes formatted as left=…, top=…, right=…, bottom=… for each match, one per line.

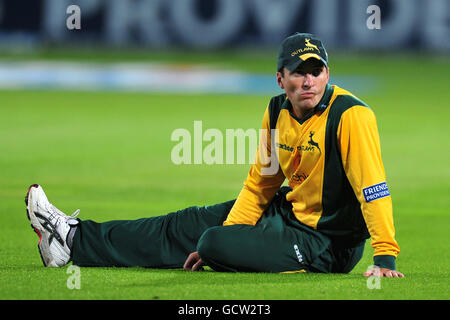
left=276, top=70, right=285, bottom=89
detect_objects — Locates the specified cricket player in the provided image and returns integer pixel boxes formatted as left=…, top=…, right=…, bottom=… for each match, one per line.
left=25, top=33, right=403, bottom=277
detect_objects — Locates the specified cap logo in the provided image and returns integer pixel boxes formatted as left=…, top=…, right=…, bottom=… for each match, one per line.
left=305, top=38, right=320, bottom=52
left=290, top=38, right=321, bottom=57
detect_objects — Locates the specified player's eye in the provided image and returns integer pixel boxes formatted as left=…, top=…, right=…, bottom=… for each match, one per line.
left=312, top=68, right=322, bottom=77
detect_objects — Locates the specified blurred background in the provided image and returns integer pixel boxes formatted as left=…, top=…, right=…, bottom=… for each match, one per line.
left=0, top=0, right=448, bottom=94
left=1, top=0, right=448, bottom=50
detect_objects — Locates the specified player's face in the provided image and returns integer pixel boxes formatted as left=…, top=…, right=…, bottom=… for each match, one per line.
left=277, top=59, right=329, bottom=117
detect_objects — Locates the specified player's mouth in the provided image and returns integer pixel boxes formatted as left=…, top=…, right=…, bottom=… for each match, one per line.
left=300, top=92, right=315, bottom=98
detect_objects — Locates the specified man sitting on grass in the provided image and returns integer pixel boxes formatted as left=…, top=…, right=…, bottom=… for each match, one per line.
left=24, top=33, right=404, bottom=278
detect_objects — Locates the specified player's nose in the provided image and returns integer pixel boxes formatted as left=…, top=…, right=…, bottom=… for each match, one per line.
left=302, top=73, right=313, bottom=88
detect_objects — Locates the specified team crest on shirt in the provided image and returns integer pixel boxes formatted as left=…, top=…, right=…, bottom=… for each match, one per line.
left=307, top=131, right=321, bottom=154
left=297, top=131, right=321, bottom=154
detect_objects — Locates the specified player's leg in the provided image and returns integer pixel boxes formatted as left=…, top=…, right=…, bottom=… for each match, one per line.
left=331, top=241, right=366, bottom=273
left=71, top=200, right=235, bottom=268
left=196, top=189, right=335, bottom=273
left=196, top=222, right=333, bottom=273
left=25, top=183, right=235, bottom=268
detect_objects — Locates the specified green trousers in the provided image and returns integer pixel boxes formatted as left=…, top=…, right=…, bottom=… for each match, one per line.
left=72, top=187, right=364, bottom=273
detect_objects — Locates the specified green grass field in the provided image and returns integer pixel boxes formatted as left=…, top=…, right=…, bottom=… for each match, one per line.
left=0, top=50, right=449, bottom=300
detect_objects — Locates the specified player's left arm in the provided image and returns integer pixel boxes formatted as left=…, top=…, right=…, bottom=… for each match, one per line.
left=338, top=105, right=404, bottom=278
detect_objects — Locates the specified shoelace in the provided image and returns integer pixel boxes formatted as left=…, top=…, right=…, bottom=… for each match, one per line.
left=68, top=209, right=80, bottom=219
left=50, top=205, right=80, bottom=219
left=44, top=204, right=80, bottom=229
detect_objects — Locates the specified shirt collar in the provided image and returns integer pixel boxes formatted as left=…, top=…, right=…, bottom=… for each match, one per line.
left=316, top=83, right=334, bottom=111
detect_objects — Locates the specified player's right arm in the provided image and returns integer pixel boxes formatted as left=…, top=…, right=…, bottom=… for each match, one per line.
left=223, top=106, right=286, bottom=226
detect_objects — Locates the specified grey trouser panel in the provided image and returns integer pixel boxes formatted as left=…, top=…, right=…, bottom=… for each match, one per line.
left=72, top=187, right=364, bottom=273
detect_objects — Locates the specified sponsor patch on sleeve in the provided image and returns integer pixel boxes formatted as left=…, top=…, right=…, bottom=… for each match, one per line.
left=363, top=182, right=390, bottom=202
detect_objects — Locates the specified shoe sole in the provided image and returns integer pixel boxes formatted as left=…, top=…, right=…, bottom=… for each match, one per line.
left=25, top=184, right=56, bottom=267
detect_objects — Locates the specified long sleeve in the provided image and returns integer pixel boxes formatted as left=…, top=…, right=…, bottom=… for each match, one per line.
left=338, top=105, right=400, bottom=270
left=223, top=107, right=286, bottom=226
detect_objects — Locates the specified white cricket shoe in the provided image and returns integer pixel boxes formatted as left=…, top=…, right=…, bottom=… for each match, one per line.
left=25, top=184, right=80, bottom=267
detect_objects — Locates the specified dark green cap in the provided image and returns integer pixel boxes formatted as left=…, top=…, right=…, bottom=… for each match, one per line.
left=277, top=32, right=328, bottom=72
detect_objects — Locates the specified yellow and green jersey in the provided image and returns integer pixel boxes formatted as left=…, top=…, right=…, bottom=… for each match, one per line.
left=224, top=84, right=400, bottom=269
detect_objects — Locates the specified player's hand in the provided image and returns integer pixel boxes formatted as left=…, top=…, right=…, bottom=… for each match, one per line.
left=183, top=251, right=205, bottom=271
left=363, top=267, right=404, bottom=278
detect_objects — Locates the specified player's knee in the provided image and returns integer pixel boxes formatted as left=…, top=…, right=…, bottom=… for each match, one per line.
left=197, top=226, right=222, bottom=261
